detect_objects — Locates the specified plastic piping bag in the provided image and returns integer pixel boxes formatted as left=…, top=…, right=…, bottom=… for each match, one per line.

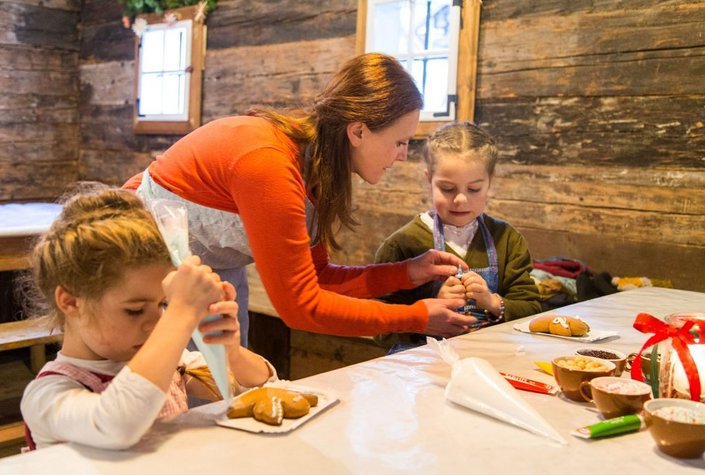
left=150, top=199, right=233, bottom=405
left=427, top=337, right=566, bottom=444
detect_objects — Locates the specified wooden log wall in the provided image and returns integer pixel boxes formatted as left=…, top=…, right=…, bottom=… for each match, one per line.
left=6, top=0, right=703, bottom=293
left=336, top=0, right=705, bottom=292
left=0, top=0, right=80, bottom=202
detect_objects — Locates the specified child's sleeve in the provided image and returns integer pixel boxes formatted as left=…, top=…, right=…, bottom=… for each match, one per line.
left=21, top=368, right=166, bottom=450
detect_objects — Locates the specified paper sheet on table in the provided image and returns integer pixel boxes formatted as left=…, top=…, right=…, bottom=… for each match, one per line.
left=427, top=337, right=566, bottom=444
left=150, top=199, right=232, bottom=405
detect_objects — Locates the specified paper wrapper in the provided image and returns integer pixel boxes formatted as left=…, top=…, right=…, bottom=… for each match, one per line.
left=150, top=199, right=233, bottom=404
left=427, top=337, right=566, bottom=444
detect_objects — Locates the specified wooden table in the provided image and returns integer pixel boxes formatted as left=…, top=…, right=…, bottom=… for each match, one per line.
left=0, top=203, right=62, bottom=272
left=2, top=287, right=705, bottom=474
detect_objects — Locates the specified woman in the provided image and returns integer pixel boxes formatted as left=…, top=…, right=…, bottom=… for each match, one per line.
left=124, top=53, right=475, bottom=344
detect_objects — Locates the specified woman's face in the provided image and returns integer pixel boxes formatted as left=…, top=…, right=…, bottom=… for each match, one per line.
left=429, top=153, right=491, bottom=227
left=349, top=109, right=420, bottom=184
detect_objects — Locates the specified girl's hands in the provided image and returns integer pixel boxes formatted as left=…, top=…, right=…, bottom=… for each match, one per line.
left=460, top=271, right=501, bottom=315
left=437, top=275, right=466, bottom=300
left=407, top=249, right=467, bottom=287
left=162, top=256, right=224, bottom=324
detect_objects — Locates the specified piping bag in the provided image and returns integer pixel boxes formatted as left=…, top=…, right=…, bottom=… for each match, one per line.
left=150, top=199, right=233, bottom=405
left=427, top=337, right=566, bottom=444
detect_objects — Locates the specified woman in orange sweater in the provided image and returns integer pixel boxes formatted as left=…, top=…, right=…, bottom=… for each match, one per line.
left=124, top=53, right=476, bottom=344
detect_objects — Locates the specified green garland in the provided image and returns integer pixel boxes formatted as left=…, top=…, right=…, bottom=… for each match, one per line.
left=117, top=0, right=217, bottom=20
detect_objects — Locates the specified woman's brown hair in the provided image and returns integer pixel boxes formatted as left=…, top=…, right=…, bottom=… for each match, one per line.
left=249, top=53, right=423, bottom=250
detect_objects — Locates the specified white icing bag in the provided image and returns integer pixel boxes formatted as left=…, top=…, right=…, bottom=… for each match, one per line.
left=426, top=337, right=566, bottom=444
left=150, top=199, right=233, bottom=404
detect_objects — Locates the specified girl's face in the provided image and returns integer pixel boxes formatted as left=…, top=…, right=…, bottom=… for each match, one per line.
left=67, top=263, right=172, bottom=362
left=350, top=109, right=420, bottom=184
left=428, top=153, right=491, bottom=228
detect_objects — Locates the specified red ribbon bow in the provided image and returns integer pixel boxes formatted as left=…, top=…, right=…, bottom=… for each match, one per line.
left=631, top=312, right=702, bottom=401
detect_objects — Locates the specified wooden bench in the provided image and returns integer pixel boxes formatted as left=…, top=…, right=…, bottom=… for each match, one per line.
left=0, top=318, right=62, bottom=374
left=0, top=421, right=25, bottom=456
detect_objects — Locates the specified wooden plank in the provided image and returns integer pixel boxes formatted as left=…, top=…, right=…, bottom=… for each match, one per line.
left=78, top=105, right=179, bottom=151
left=0, top=70, right=77, bottom=97
left=0, top=45, right=77, bottom=72
left=520, top=228, right=705, bottom=293
left=350, top=161, right=705, bottom=216
left=0, top=160, right=77, bottom=202
left=0, top=3, right=79, bottom=50
left=79, top=149, right=158, bottom=186
left=4, top=0, right=79, bottom=11
left=0, top=422, right=24, bottom=447
left=0, top=319, right=62, bottom=351
left=202, top=35, right=356, bottom=118
left=479, top=4, right=705, bottom=97
left=248, top=312, right=290, bottom=380
left=482, top=0, right=675, bottom=20
left=79, top=61, right=133, bottom=106
left=290, top=330, right=385, bottom=380
left=0, top=237, right=34, bottom=272
left=80, top=19, right=134, bottom=63
left=207, top=0, right=356, bottom=50
left=475, top=96, right=705, bottom=168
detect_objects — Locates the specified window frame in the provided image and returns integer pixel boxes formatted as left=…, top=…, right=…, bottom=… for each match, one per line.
left=356, top=0, right=481, bottom=137
left=132, top=5, right=207, bottom=135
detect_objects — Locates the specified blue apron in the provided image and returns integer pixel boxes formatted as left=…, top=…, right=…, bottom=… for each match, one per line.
left=433, top=212, right=499, bottom=328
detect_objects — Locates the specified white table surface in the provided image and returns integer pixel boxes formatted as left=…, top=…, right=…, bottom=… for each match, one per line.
left=0, top=203, right=62, bottom=237
left=3, top=287, right=705, bottom=474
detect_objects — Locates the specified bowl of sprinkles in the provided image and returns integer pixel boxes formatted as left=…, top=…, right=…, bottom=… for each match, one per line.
left=643, top=398, right=705, bottom=458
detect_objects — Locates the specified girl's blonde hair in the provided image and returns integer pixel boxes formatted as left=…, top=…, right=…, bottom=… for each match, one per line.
left=24, top=185, right=171, bottom=330
left=424, top=121, right=498, bottom=178
left=248, top=52, right=423, bottom=250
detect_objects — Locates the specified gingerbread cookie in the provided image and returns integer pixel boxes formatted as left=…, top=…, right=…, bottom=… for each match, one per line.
left=227, top=387, right=319, bottom=426
left=528, top=314, right=590, bottom=337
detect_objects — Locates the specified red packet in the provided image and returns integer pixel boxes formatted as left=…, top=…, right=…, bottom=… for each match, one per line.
left=500, top=372, right=558, bottom=395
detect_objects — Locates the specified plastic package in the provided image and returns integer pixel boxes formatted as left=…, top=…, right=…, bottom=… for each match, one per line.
left=150, top=199, right=233, bottom=405
left=427, top=337, right=566, bottom=444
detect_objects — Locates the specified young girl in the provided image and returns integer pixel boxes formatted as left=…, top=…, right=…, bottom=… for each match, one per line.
left=20, top=188, right=275, bottom=450
left=375, top=122, right=541, bottom=351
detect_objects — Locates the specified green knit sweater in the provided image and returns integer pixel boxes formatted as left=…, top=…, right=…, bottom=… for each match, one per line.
left=374, top=213, right=541, bottom=349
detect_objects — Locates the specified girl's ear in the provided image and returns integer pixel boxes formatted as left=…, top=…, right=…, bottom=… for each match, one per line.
left=346, top=122, right=365, bottom=147
left=424, top=168, right=431, bottom=183
left=55, top=286, right=80, bottom=317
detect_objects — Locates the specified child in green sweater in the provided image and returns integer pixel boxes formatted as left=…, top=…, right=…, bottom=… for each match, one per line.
left=375, top=122, right=541, bottom=351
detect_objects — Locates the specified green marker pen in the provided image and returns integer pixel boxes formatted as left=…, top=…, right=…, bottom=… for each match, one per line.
left=571, top=414, right=645, bottom=439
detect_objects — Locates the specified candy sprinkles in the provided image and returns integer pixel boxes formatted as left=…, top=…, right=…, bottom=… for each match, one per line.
left=652, top=406, right=705, bottom=424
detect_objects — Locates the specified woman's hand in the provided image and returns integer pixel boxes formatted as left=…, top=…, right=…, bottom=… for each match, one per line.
left=422, top=298, right=477, bottom=337
left=407, top=249, right=467, bottom=287
left=198, top=282, right=241, bottom=351
left=437, top=275, right=466, bottom=300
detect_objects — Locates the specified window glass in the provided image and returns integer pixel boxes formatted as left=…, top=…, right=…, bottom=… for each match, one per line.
left=366, top=0, right=458, bottom=121
left=132, top=5, right=206, bottom=135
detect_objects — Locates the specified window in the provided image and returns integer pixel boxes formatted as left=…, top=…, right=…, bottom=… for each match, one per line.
left=357, top=0, right=481, bottom=136
left=132, top=6, right=207, bottom=135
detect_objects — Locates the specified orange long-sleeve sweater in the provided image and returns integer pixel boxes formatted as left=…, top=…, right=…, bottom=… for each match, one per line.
left=124, top=116, right=428, bottom=336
